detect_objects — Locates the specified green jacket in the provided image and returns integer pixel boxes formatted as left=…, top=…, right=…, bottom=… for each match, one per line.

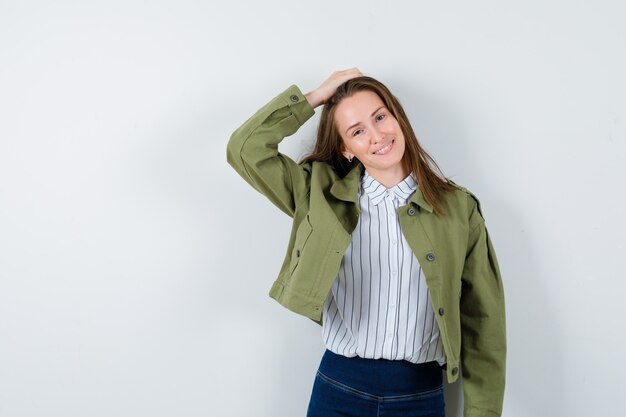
left=226, top=84, right=506, bottom=417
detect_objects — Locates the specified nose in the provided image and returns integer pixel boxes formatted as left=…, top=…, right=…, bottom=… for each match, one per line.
left=370, top=125, right=384, bottom=143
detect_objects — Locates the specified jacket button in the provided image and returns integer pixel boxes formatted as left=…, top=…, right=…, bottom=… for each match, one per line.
left=407, top=207, right=417, bottom=216
left=290, top=94, right=299, bottom=102
left=296, top=249, right=300, bottom=257
left=451, top=367, right=459, bottom=376
left=438, top=307, right=445, bottom=316
left=426, top=252, right=435, bottom=261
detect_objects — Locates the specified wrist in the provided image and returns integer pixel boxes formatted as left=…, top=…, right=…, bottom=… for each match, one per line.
left=305, top=90, right=324, bottom=108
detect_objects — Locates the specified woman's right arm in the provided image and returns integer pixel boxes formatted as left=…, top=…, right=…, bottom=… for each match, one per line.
left=226, top=69, right=363, bottom=218
left=226, top=84, right=316, bottom=218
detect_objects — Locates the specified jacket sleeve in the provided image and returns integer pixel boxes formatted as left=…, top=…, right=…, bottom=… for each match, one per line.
left=460, top=192, right=507, bottom=417
left=226, top=84, right=316, bottom=218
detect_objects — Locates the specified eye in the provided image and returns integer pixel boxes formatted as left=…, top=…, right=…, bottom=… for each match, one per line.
left=376, top=113, right=385, bottom=122
left=352, top=128, right=363, bottom=137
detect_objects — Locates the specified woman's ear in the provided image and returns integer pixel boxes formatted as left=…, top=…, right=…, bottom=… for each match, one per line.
left=340, top=146, right=353, bottom=160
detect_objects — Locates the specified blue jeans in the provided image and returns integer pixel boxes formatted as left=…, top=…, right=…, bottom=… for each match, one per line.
left=306, top=349, right=445, bottom=417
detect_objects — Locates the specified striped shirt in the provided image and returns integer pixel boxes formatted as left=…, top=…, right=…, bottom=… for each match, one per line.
left=321, top=169, right=447, bottom=366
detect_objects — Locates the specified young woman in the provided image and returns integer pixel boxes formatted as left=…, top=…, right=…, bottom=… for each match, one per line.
left=226, top=68, right=506, bottom=417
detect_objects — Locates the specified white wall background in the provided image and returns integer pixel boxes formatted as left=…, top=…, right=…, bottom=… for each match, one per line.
left=1, top=1, right=624, bottom=416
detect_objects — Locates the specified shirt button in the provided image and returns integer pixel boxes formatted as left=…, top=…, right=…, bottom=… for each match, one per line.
left=390, top=303, right=395, bottom=308
left=451, top=367, right=459, bottom=376
left=296, top=249, right=301, bottom=257
left=392, top=270, right=397, bottom=275
left=426, top=252, right=435, bottom=261
left=407, top=207, right=416, bottom=216
left=290, top=94, right=299, bottom=102
left=438, top=307, right=445, bottom=316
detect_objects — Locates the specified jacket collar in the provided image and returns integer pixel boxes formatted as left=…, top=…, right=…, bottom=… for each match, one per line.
left=329, top=162, right=434, bottom=213
left=362, top=169, right=417, bottom=206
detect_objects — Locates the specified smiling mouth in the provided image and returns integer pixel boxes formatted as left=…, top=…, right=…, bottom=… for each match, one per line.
left=373, top=140, right=394, bottom=155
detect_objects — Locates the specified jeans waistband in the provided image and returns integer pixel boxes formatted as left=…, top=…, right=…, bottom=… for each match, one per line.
left=317, top=349, right=443, bottom=396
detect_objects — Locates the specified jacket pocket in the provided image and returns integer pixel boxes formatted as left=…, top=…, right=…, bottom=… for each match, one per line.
left=289, top=214, right=313, bottom=276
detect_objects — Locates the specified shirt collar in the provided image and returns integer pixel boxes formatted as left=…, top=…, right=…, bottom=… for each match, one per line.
left=361, top=169, right=418, bottom=205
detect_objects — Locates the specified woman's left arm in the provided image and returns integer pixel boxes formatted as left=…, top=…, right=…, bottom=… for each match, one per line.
left=459, top=192, right=507, bottom=417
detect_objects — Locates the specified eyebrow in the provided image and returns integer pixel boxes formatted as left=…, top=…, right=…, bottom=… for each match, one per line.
left=345, top=106, right=386, bottom=135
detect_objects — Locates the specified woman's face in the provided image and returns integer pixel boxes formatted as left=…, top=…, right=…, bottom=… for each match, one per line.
left=334, top=90, right=406, bottom=178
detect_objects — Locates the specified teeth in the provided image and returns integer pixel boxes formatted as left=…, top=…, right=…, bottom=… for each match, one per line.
left=375, top=141, right=392, bottom=154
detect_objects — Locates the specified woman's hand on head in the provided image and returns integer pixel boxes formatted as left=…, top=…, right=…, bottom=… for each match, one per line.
left=305, top=68, right=364, bottom=108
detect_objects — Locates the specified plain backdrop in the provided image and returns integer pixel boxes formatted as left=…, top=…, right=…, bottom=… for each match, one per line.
left=1, top=1, right=625, bottom=416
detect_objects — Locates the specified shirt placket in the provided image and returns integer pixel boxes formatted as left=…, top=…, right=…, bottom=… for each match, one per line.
left=382, top=189, right=400, bottom=355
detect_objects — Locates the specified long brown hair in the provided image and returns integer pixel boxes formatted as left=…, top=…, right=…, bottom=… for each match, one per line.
left=298, top=76, right=456, bottom=217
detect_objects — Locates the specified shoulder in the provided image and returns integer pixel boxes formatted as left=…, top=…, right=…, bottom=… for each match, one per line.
left=446, top=179, right=482, bottom=210
left=308, top=159, right=345, bottom=179
left=445, top=178, right=485, bottom=228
